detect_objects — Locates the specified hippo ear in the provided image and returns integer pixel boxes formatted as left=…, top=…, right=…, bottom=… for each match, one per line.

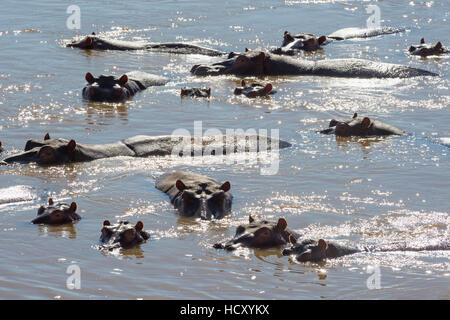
left=284, top=31, right=289, bottom=36
left=289, top=234, right=297, bottom=245
left=276, top=217, right=288, bottom=231
left=135, top=221, right=143, bottom=232
left=44, top=133, right=51, bottom=140
left=86, top=36, right=93, bottom=46
left=318, top=239, right=328, bottom=250
left=103, top=220, right=110, bottom=226
left=318, top=35, right=327, bottom=45
left=263, top=83, right=272, bottom=95
left=353, top=112, right=358, bottom=119
left=220, top=181, right=231, bottom=192
left=69, top=202, right=77, bottom=212
left=85, top=72, right=95, bottom=84
left=48, top=198, right=54, bottom=205
left=67, top=140, right=77, bottom=152
left=361, top=117, right=371, bottom=129
left=176, top=180, right=187, bottom=191
left=245, top=48, right=249, bottom=52
left=249, top=215, right=255, bottom=223
left=207, top=88, right=211, bottom=95
left=256, top=52, right=266, bottom=64
left=420, top=38, right=425, bottom=44
left=91, top=32, right=96, bottom=35
left=241, top=79, right=246, bottom=87
left=118, top=74, right=128, bottom=86
left=435, top=42, right=442, bottom=50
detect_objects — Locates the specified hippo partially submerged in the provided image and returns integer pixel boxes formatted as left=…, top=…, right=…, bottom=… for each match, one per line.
left=213, top=216, right=300, bottom=250
left=191, top=50, right=437, bottom=78
left=2, top=133, right=291, bottom=165
left=271, top=31, right=328, bottom=55
left=409, top=38, right=448, bottom=57
left=100, top=220, right=150, bottom=251
left=327, top=26, right=404, bottom=41
left=319, top=113, right=405, bottom=137
left=180, top=87, right=211, bottom=98
left=156, top=171, right=232, bottom=220
left=282, top=237, right=450, bottom=263
left=83, top=71, right=168, bottom=102
left=234, top=80, right=274, bottom=98
left=32, top=198, right=81, bottom=225
left=67, top=33, right=224, bottom=56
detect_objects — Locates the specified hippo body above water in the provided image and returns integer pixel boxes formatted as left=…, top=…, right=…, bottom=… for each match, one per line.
left=100, top=220, right=150, bottom=251
left=83, top=71, right=168, bottom=102
left=3, top=133, right=291, bottom=165
left=409, top=38, right=448, bottom=57
left=156, top=171, right=232, bottom=220
left=319, top=113, right=405, bottom=137
left=327, top=26, right=405, bottom=41
left=191, top=51, right=437, bottom=78
left=234, top=80, right=274, bottom=98
left=213, top=216, right=300, bottom=250
left=282, top=238, right=450, bottom=263
left=67, top=34, right=224, bottom=56
left=32, top=198, right=81, bottom=225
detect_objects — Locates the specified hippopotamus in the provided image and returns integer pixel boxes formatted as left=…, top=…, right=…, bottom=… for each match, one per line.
left=282, top=237, right=450, bottom=263
left=234, top=80, right=274, bottom=98
left=213, top=215, right=300, bottom=250
left=156, top=171, right=232, bottom=220
left=270, top=31, right=328, bottom=55
left=2, top=132, right=291, bottom=165
left=67, top=33, right=224, bottom=56
left=327, top=26, right=404, bottom=41
left=319, top=113, right=405, bottom=137
left=0, top=141, right=3, bottom=153
left=100, top=220, right=150, bottom=251
left=32, top=198, right=81, bottom=225
left=191, top=50, right=437, bottom=78
left=83, top=71, right=168, bottom=102
left=180, top=87, right=211, bottom=98
left=409, top=38, right=448, bottom=57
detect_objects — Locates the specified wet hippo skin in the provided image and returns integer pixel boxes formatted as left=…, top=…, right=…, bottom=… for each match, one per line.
left=100, top=220, right=150, bottom=251
left=32, top=198, right=81, bottom=225
left=156, top=171, right=232, bottom=220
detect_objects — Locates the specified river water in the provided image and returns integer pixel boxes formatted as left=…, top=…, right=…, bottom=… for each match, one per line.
left=0, top=0, right=449, bottom=299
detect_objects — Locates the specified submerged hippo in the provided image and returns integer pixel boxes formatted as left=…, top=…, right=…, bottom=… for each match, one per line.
left=319, top=113, right=405, bottom=137
left=271, top=31, right=328, bottom=55
left=83, top=71, right=168, bottom=102
left=234, top=80, right=274, bottom=98
left=180, top=87, right=211, bottom=98
left=409, top=38, right=448, bottom=57
left=327, top=26, right=404, bottom=41
left=156, top=171, right=232, bottom=220
left=213, top=216, right=300, bottom=250
left=2, top=133, right=291, bottom=165
left=100, top=220, right=150, bottom=250
left=32, top=198, right=81, bottom=225
left=67, top=33, right=224, bottom=56
left=191, top=50, right=436, bottom=78
left=282, top=237, right=450, bottom=263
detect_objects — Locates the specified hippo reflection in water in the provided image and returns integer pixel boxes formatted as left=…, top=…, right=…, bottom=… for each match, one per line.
left=319, top=113, right=405, bottom=137
left=283, top=237, right=450, bottom=263
left=83, top=71, right=168, bottom=102
left=156, top=171, right=232, bottom=220
left=409, top=38, right=448, bottom=57
left=2, top=133, right=291, bottom=165
left=67, top=33, right=224, bottom=56
left=100, top=220, right=150, bottom=251
left=214, top=215, right=300, bottom=250
left=32, top=198, right=81, bottom=225
left=191, top=50, right=437, bottom=78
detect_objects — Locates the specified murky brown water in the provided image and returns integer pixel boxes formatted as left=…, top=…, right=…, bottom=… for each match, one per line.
left=0, top=0, right=449, bottom=299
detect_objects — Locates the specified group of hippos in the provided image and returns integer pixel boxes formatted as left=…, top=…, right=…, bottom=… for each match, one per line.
left=0, top=26, right=448, bottom=263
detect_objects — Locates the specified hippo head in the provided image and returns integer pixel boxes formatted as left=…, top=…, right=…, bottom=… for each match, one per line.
left=67, top=33, right=96, bottom=49
left=180, top=87, right=211, bottom=98
left=174, top=179, right=232, bottom=220
left=234, top=80, right=273, bottom=98
left=32, top=198, right=81, bottom=225
left=191, top=51, right=267, bottom=76
left=100, top=220, right=150, bottom=249
left=4, top=133, right=79, bottom=165
left=334, top=117, right=373, bottom=137
left=282, top=237, right=328, bottom=263
left=214, top=216, right=295, bottom=250
left=282, top=31, right=327, bottom=51
left=409, top=38, right=446, bottom=57
left=83, top=72, right=131, bottom=102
